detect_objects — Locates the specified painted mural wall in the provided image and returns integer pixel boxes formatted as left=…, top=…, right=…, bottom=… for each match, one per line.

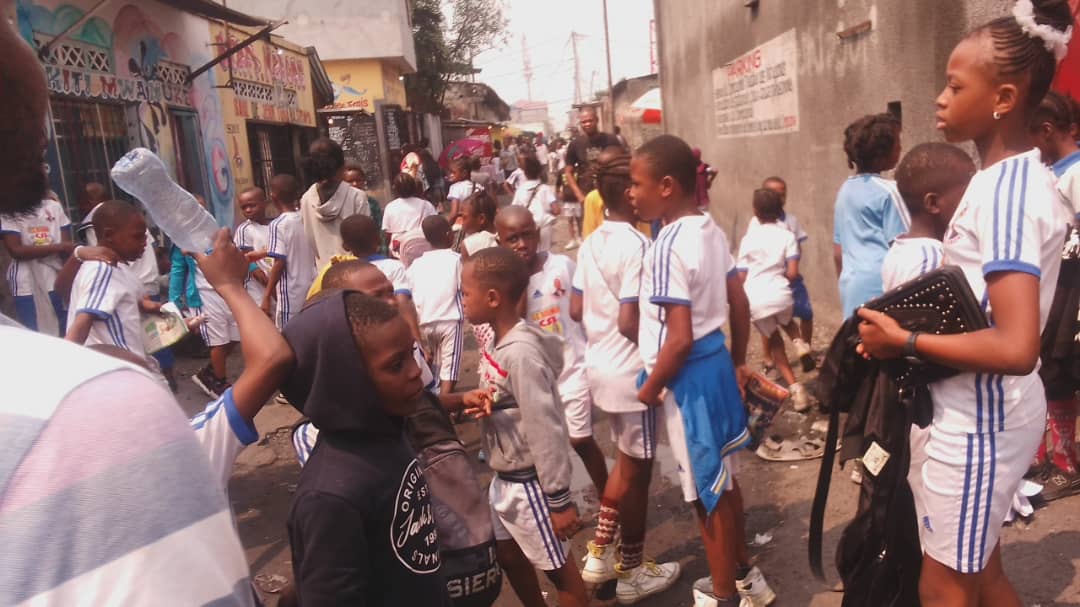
left=324, top=58, right=385, bottom=110
left=19, top=0, right=318, bottom=226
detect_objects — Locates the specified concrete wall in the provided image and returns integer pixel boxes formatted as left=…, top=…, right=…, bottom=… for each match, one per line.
left=653, top=0, right=1008, bottom=313
left=227, top=0, right=417, bottom=70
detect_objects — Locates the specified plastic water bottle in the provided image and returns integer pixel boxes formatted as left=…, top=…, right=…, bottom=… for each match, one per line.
left=111, top=148, right=220, bottom=253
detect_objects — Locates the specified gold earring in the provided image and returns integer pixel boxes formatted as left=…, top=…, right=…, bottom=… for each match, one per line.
left=993, top=111, right=1002, bottom=120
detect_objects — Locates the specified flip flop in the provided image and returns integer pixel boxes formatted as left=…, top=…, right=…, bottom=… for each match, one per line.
left=755, top=436, right=825, bottom=461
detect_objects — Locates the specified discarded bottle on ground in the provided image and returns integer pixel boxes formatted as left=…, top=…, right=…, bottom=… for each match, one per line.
left=111, top=148, right=219, bottom=253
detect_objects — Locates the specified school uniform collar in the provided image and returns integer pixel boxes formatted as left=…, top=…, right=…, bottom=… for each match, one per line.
left=1052, top=150, right=1080, bottom=178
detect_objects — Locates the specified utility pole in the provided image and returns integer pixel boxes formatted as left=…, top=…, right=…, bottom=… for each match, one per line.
left=522, top=34, right=534, bottom=100
left=571, top=31, right=582, bottom=105
left=602, top=0, right=615, bottom=130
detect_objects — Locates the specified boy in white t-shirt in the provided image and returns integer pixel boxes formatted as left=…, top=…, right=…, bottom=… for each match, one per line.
left=64, top=202, right=155, bottom=367
left=234, top=187, right=273, bottom=307
left=382, top=172, right=437, bottom=259
left=758, top=176, right=815, bottom=375
left=737, top=188, right=809, bottom=411
left=510, top=156, right=560, bottom=253
left=570, top=148, right=680, bottom=604
left=1, top=196, right=73, bottom=334
left=264, top=174, right=317, bottom=330
left=631, top=136, right=774, bottom=607
left=446, top=157, right=480, bottom=221
left=496, top=206, right=608, bottom=496
left=406, top=215, right=464, bottom=395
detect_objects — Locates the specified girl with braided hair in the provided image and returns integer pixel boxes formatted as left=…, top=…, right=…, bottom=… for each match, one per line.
left=570, top=146, right=682, bottom=604
left=858, top=1, right=1074, bottom=604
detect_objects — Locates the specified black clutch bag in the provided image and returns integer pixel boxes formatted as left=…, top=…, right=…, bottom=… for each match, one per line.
left=861, top=265, right=988, bottom=387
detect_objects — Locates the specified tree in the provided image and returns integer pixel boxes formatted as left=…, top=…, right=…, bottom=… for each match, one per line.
left=405, top=0, right=508, bottom=113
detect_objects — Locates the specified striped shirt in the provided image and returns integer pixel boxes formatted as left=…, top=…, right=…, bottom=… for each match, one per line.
left=0, top=198, right=70, bottom=296
left=190, top=388, right=259, bottom=491
left=234, top=219, right=272, bottom=303
left=0, top=326, right=254, bottom=605
left=932, top=148, right=1067, bottom=434
left=267, top=211, right=317, bottom=329
left=67, top=260, right=145, bottom=356
left=639, top=214, right=736, bottom=373
left=881, top=236, right=943, bottom=291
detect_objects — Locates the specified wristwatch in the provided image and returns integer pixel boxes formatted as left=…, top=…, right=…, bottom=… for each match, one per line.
left=904, top=331, right=924, bottom=365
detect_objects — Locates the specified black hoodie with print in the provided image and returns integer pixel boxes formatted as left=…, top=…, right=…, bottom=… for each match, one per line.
left=282, top=291, right=450, bottom=607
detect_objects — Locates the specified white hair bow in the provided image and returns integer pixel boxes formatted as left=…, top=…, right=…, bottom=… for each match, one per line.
left=1013, top=0, right=1074, bottom=63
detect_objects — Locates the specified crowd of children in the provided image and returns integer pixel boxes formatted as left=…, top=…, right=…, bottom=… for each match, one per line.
left=4, top=2, right=1080, bottom=605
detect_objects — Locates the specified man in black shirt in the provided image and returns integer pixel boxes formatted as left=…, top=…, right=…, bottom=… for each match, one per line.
left=563, top=107, right=622, bottom=247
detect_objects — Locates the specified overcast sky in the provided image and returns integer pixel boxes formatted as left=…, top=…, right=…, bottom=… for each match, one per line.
left=471, top=0, right=655, bottom=129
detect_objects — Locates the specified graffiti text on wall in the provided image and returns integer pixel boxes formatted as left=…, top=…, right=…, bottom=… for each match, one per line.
left=712, top=29, right=800, bottom=139
left=45, top=65, right=192, bottom=107
left=214, top=31, right=308, bottom=91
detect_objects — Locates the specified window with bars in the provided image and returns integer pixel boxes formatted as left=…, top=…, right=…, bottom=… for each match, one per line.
left=48, top=99, right=132, bottom=221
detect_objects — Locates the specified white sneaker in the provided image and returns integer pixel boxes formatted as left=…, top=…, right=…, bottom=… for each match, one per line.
left=581, top=540, right=618, bottom=584
left=691, top=577, right=744, bottom=606
left=615, top=560, right=681, bottom=604
left=735, top=566, right=776, bottom=607
left=790, top=382, right=810, bottom=412
left=792, top=338, right=816, bottom=372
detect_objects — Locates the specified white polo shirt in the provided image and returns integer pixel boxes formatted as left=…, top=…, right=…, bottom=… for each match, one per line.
left=267, top=210, right=317, bottom=327
left=68, top=260, right=145, bottom=355
left=639, top=214, right=735, bottom=372
left=527, top=253, right=588, bottom=386
left=930, top=148, right=1067, bottom=434
left=881, top=236, right=943, bottom=291
left=235, top=219, right=272, bottom=302
left=572, top=221, right=649, bottom=412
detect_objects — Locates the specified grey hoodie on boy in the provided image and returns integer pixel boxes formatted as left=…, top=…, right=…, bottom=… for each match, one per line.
left=478, top=320, right=574, bottom=511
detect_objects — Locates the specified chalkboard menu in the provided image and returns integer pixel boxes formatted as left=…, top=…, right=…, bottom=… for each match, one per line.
left=327, top=113, right=382, bottom=189
left=382, top=105, right=407, bottom=153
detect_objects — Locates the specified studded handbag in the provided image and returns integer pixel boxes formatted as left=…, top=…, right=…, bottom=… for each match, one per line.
left=861, top=264, right=989, bottom=388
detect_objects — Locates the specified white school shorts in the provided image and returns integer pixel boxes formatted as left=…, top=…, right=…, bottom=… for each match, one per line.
left=751, top=306, right=793, bottom=339
left=610, top=408, right=659, bottom=460
left=560, top=366, right=593, bottom=439
left=194, top=290, right=240, bottom=347
left=663, top=389, right=736, bottom=503
left=908, top=415, right=1043, bottom=574
left=489, top=476, right=568, bottom=571
left=422, top=320, right=463, bottom=383
left=561, top=202, right=582, bottom=218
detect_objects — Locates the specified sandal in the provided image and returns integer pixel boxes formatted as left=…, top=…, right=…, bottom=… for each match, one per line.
left=755, top=435, right=825, bottom=461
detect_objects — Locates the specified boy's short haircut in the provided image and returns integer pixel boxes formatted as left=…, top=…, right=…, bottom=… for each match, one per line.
left=340, top=214, right=379, bottom=253
left=596, top=147, right=631, bottom=213
left=344, top=162, right=365, bottom=178
left=322, top=259, right=372, bottom=291
left=522, top=155, right=543, bottom=180
left=762, top=175, right=786, bottom=187
left=895, top=142, right=975, bottom=216
left=635, top=134, right=697, bottom=194
left=83, top=181, right=108, bottom=204
left=421, top=214, right=451, bottom=244
left=467, top=247, right=529, bottom=302
left=752, top=188, right=784, bottom=223
left=270, top=174, right=301, bottom=203
left=344, top=291, right=399, bottom=348
left=238, top=186, right=264, bottom=200
left=462, top=191, right=497, bottom=220
left=843, top=113, right=900, bottom=173
left=92, top=199, right=140, bottom=233
left=391, top=172, right=420, bottom=198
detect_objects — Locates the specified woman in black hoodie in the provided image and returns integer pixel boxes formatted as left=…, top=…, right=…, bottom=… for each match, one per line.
left=283, top=290, right=451, bottom=606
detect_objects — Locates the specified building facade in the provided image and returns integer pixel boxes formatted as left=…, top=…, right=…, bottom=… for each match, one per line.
left=653, top=0, right=1079, bottom=312
left=12, top=0, right=325, bottom=227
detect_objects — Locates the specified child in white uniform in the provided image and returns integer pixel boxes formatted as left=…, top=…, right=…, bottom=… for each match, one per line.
left=737, top=188, right=808, bottom=411
left=496, top=206, right=608, bottom=497
left=510, top=156, right=559, bottom=253
left=632, top=135, right=774, bottom=607
left=571, top=148, right=680, bottom=604
left=264, top=174, right=317, bottom=330
left=1, top=197, right=73, bottom=334
left=858, top=6, right=1073, bottom=601
left=407, top=215, right=465, bottom=396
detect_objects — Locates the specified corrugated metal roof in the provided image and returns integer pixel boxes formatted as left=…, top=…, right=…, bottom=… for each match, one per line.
left=156, top=0, right=267, bottom=26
